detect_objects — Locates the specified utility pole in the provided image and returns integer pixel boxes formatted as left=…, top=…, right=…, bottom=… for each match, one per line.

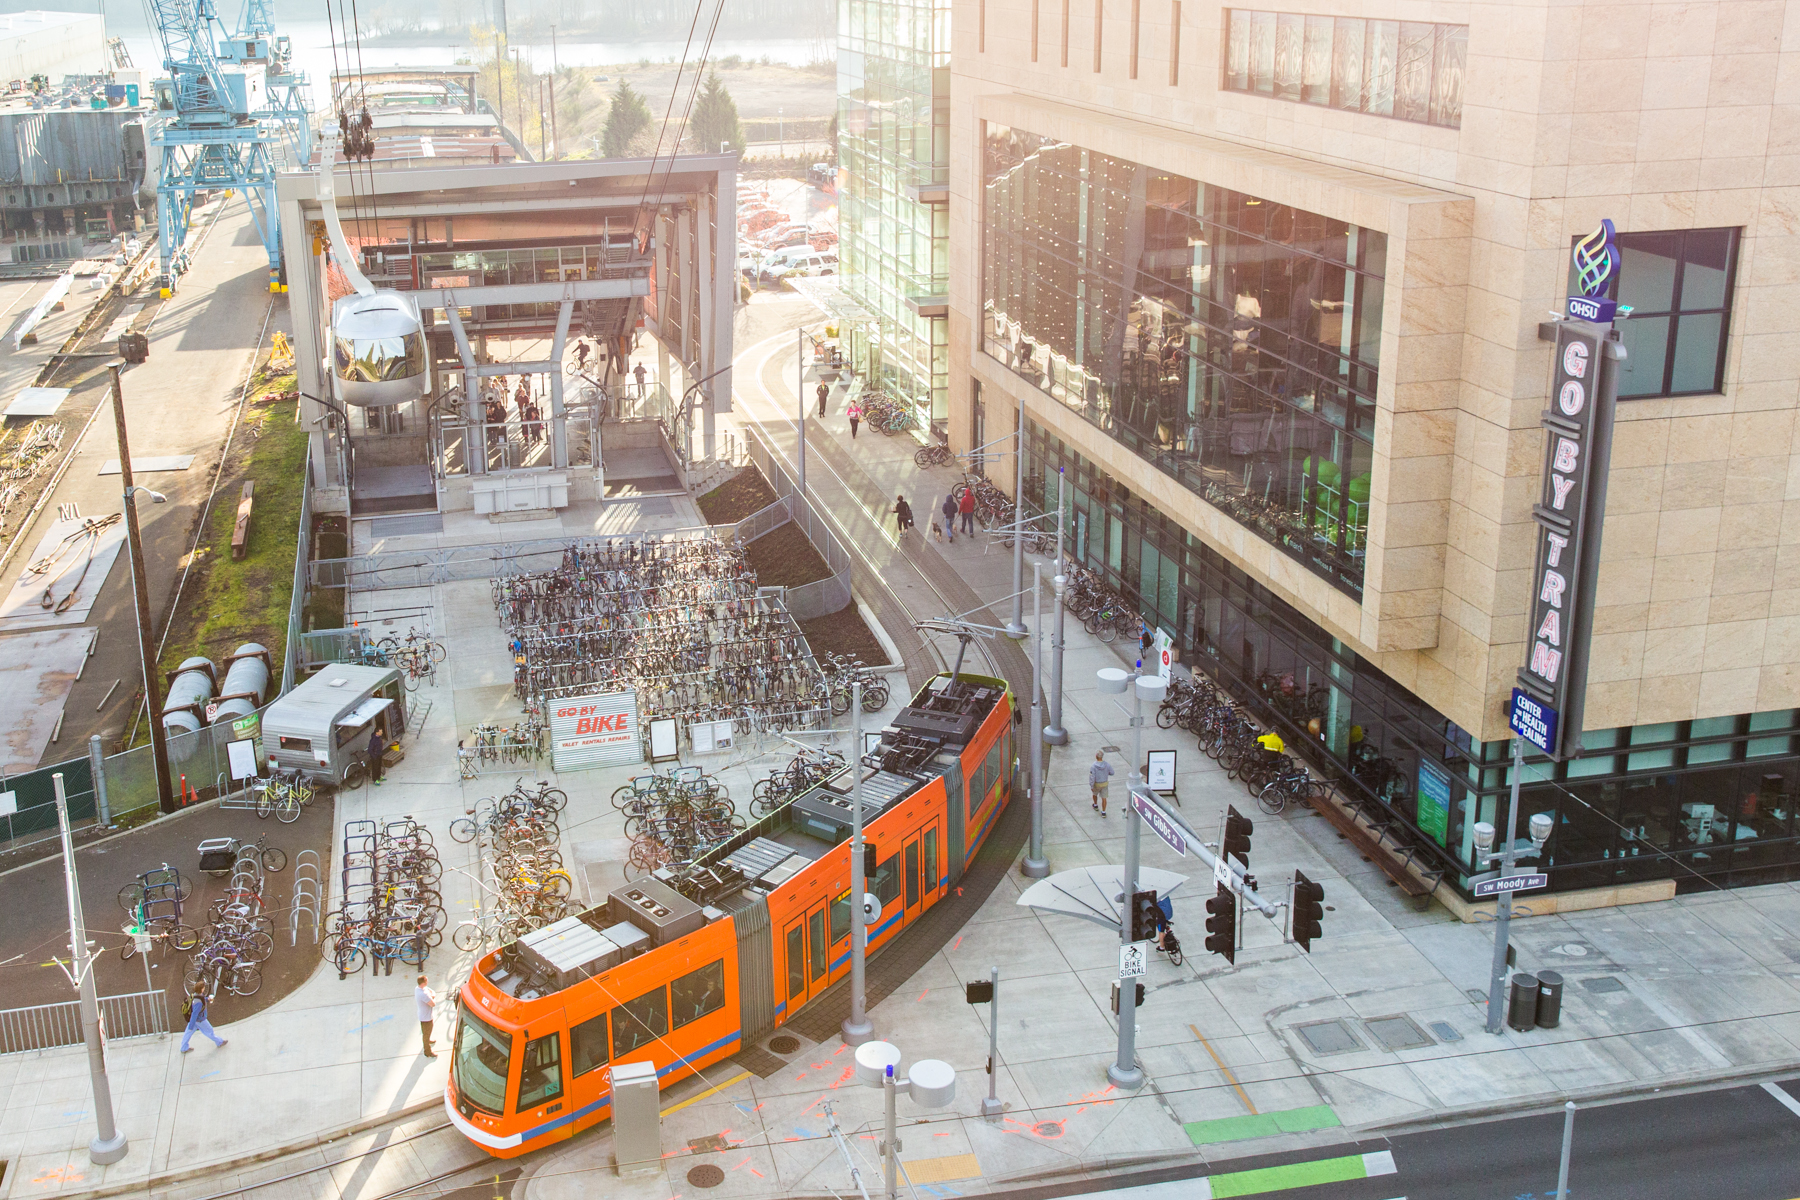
left=1005, top=406, right=1026, bottom=636
left=110, top=364, right=173, bottom=813
left=1023, top=560, right=1047, bottom=878
left=1044, top=467, right=1068, bottom=744
left=548, top=24, right=559, bottom=157
left=842, top=681, right=873, bottom=1045
left=56, top=773, right=128, bottom=1164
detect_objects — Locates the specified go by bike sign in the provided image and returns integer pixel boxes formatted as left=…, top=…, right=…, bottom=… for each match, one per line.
left=551, top=690, right=643, bottom=770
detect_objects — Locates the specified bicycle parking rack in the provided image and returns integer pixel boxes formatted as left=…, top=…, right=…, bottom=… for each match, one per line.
left=290, top=849, right=321, bottom=946
left=217, top=770, right=258, bottom=811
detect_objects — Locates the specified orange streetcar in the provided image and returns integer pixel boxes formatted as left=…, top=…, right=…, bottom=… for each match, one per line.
left=446, top=671, right=1015, bottom=1156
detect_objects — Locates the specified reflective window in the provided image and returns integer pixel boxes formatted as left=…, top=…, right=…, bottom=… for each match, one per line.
left=1567, top=228, right=1739, bottom=399
left=672, top=960, right=726, bottom=1028
left=516, top=1032, right=563, bottom=1111
left=451, top=1008, right=512, bottom=1115
left=570, top=1011, right=608, bottom=1077
left=611, top=985, right=669, bottom=1057
left=983, top=126, right=1387, bottom=597
left=1224, top=10, right=1465, bottom=128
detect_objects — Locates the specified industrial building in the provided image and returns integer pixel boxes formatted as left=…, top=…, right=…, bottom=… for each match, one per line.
left=945, top=1, right=1800, bottom=906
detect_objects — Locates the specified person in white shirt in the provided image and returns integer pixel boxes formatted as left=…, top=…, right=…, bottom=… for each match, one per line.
left=416, top=975, right=439, bottom=1059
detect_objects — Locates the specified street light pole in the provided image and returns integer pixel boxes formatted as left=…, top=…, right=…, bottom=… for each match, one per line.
left=1485, top=737, right=1527, bottom=1034
left=55, top=773, right=128, bottom=1164
left=1044, top=468, right=1068, bottom=745
left=110, top=364, right=174, bottom=813
left=1005, top=407, right=1026, bottom=637
left=796, top=326, right=807, bottom=493
left=1097, top=666, right=1163, bottom=1091
left=842, top=681, right=874, bottom=1045
left=1023, top=561, right=1048, bottom=878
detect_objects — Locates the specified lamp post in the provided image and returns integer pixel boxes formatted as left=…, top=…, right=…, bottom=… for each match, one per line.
left=842, top=681, right=874, bottom=1045
left=1005, top=405, right=1026, bottom=637
left=1044, top=468, right=1068, bottom=745
left=1022, top=561, right=1048, bottom=878
left=855, top=1041, right=957, bottom=1200
left=54, top=773, right=128, bottom=1164
left=1095, top=665, right=1166, bottom=1090
left=109, top=363, right=174, bottom=813
left=1475, top=737, right=1553, bottom=1034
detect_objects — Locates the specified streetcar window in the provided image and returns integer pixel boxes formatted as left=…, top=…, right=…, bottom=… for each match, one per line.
left=451, top=1009, right=512, bottom=1115
left=905, top=841, right=920, bottom=908
left=923, top=829, right=938, bottom=889
left=612, top=985, right=669, bottom=1057
left=570, top=1011, right=609, bottom=1077
left=672, top=960, right=726, bottom=1028
left=787, top=925, right=805, bottom=999
left=809, top=909, right=827, bottom=981
left=830, top=891, right=851, bottom=943
left=874, top=853, right=899, bottom=906
left=516, top=1032, right=563, bottom=1111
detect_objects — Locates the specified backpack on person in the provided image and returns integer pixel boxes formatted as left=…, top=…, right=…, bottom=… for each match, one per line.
left=182, top=995, right=197, bottom=1022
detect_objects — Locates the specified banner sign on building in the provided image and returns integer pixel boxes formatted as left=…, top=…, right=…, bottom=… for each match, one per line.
left=551, top=690, right=642, bottom=771
left=1566, top=218, right=1619, bottom=323
left=1519, top=220, right=1624, bottom=760
left=1509, top=688, right=1558, bottom=756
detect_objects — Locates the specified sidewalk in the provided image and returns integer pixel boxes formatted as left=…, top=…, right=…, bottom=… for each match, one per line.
left=11, top=318, right=1800, bottom=1199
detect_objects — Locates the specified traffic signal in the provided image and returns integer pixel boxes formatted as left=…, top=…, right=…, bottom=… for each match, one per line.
left=1204, top=883, right=1236, bottom=964
left=1129, top=889, right=1160, bottom=943
left=1224, top=806, right=1253, bottom=866
left=1109, top=982, right=1148, bottom=1014
left=1292, top=869, right=1324, bottom=953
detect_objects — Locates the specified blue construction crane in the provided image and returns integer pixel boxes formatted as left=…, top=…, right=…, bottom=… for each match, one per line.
left=147, top=0, right=309, bottom=295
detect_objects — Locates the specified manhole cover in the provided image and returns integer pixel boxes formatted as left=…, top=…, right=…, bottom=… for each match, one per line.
left=1365, top=1016, right=1432, bottom=1051
left=768, top=1035, right=802, bottom=1055
left=688, top=1165, right=726, bottom=1189
left=1581, top=976, right=1626, bottom=994
left=1032, top=1121, right=1063, bottom=1138
left=1550, top=943, right=1591, bottom=957
left=1465, top=987, right=1489, bottom=1005
left=1428, top=1021, right=1463, bottom=1043
left=1294, top=1018, right=1361, bottom=1056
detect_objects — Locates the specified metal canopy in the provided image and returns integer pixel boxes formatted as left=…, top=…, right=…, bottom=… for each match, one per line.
left=1017, top=865, right=1191, bottom=930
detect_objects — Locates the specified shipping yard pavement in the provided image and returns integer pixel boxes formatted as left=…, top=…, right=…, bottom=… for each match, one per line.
left=10, top=326, right=1800, bottom=1198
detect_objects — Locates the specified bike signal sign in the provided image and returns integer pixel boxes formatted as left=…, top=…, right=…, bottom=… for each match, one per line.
left=551, top=690, right=643, bottom=770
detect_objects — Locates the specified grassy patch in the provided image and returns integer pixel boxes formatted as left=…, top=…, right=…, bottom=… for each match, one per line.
left=696, top=466, right=778, bottom=524
left=798, top=604, right=888, bottom=666
left=745, top=522, right=829, bottom=587
left=159, top=390, right=308, bottom=675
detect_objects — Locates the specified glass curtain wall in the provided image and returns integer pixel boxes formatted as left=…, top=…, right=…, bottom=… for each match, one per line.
left=1025, top=421, right=1800, bottom=898
left=984, top=125, right=1386, bottom=597
left=838, top=0, right=950, bottom=427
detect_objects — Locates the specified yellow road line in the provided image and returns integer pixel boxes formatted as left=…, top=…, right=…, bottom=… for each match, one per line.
left=1190, top=1023, right=1258, bottom=1115
left=662, top=1069, right=752, bottom=1116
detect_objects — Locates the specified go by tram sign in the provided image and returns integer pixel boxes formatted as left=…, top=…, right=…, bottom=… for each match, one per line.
left=1514, top=220, right=1626, bottom=760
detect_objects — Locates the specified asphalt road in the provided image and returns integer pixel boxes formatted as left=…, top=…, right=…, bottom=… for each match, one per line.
left=1025, top=1076, right=1800, bottom=1200
left=0, top=793, right=332, bottom=1030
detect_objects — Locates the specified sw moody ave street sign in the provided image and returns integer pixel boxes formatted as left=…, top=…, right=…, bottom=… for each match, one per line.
left=1473, top=873, right=1548, bottom=898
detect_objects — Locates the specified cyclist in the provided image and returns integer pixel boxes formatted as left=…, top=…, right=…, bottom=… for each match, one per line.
left=1255, top=726, right=1285, bottom=772
left=1154, top=896, right=1180, bottom=957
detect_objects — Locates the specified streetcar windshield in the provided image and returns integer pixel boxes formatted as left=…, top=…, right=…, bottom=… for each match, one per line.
left=452, top=1008, right=513, bottom=1114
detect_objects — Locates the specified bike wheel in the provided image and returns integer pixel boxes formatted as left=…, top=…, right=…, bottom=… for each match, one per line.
left=118, top=882, right=144, bottom=912
left=1096, top=620, right=1118, bottom=643
left=449, top=817, right=478, bottom=843
left=230, top=964, right=263, bottom=996
left=276, top=794, right=301, bottom=824
left=862, top=684, right=889, bottom=711
left=335, top=944, right=366, bottom=976
left=399, top=936, right=428, bottom=966
left=1156, top=707, right=1178, bottom=729
left=343, top=761, right=367, bottom=790
left=453, top=923, right=485, bottom=952
left=429, top=641, right=448, bottom=664
left=1169, top=945, right=1184, bottom=966
left=170, top=923, right=200, bottom=951
left=1256, top=782, right=1288, bottom=815
left=244, top=931, right=275, bottom=961
left=540, top=788, right=567, bottom=814
left=261, top=846, right=288, bottom=873
left=830, top=686, right=851, bottom=716
left=174, top=872, right=193, bottom=902
left=120, top=938, right=137, bottom=962
left=913, top=447, right=935, bottom=468
left=254, top=791, right=274, bottom=819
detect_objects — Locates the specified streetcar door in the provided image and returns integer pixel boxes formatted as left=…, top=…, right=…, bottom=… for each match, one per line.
left=782, top=903, right=832, bottom=1012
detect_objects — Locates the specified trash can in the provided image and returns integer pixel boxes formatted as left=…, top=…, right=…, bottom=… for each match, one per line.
left=1508, top=972, right=1539, bottom=1031
left=1536, top=969, right=1564, bottom=1028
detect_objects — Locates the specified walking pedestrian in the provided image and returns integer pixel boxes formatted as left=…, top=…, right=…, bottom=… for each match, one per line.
left=1089, top=751, right=1114, bottom=816
left=816, top=380, right=830, bottom=418
left=416, top=974, right=439, bottom=1058
left=958, top=486, right=976, bottom=536
left=367, top=724, right=386, bottom=787
left=941, top=492, right=958, bottom=544
left=892, top=494, right=914, bottom=537
left=847, top=399, right=863, bottom=440
left=633, top=361, right=648, bottom=398
left=179, top=986, right=227, bottom=1053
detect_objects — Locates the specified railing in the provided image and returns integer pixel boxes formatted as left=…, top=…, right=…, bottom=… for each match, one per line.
left=0, top=989, right=168, bottom=1055
left=738, top=428, right=854, bottom=620
left=309, top=522, right=721, bottom=594
left=282, top=462, right=314, bottom=694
